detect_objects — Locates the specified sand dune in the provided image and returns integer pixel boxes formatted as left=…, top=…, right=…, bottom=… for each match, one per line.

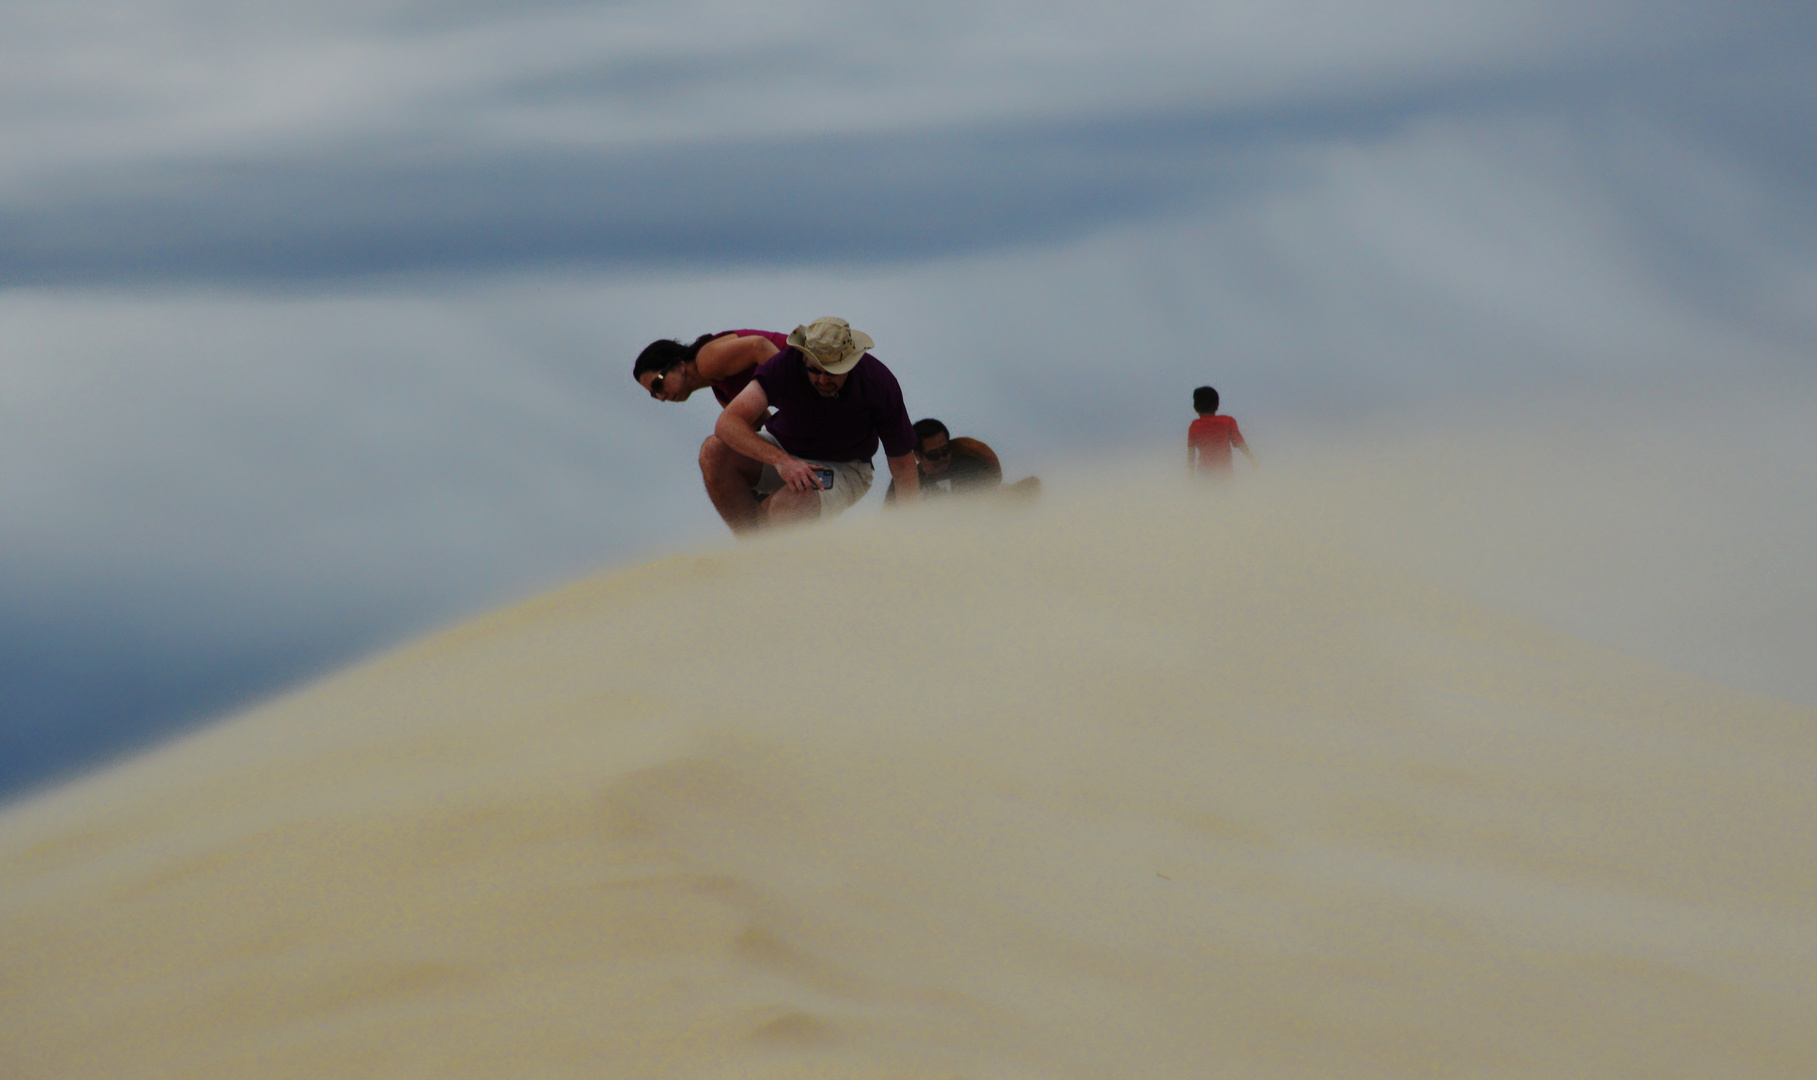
left=3, top=449, right=1814, bottom=1079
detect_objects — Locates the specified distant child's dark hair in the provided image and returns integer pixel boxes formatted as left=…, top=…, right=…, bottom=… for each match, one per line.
left=1193, top=386, right=1220, bottom=414
left=633, top=333, right=720, bottom=379
left=913, top=418, right=950, bottom=442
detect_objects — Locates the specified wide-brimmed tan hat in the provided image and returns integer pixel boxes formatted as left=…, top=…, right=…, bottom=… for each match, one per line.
left=786, top=317, right=874, bottom=375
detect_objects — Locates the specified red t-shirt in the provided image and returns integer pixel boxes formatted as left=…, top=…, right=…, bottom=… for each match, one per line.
left=1187, top=415, right=1245, bottom=472
left=710, top=329, right=789, bottom=407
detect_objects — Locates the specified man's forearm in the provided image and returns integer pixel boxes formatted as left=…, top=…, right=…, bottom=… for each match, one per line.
left=886, top=454, right=919, bottom=502
left=715, top=412, right=791, bottom=466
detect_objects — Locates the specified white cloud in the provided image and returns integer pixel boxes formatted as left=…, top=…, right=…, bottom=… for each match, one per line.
left=2, top=0, right=1812, bottom=793
left=4, top=106, right=1808, bottom=654
left=0, top=0, right=1717, bottom=184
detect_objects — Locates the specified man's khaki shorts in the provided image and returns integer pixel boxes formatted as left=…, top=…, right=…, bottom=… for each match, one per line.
left=754, top=432, right=874, bottom=516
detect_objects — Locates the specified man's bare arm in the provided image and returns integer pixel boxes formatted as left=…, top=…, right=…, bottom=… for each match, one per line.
left=885, top=452, right=919, bottom=504
left=715, top=382, right=784, bottom=462
left=695, top=334, right=778, bottom=383
left=714, top=383, right=825, bottom=492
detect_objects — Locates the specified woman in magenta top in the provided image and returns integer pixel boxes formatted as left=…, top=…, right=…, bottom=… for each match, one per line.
left=633, top=330, right=788, bottom=407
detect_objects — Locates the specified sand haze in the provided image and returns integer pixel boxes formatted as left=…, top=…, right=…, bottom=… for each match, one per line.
left=3, top=419, right=1814, bottom=1078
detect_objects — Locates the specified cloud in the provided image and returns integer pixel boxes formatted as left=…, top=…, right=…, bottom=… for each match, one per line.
left=2, top=0, right=1814, bottom=800
left=0, top=109, right=1260, bottom=287
left=9, top=65, right=1814, bottom=290
left=0, top=0, right=1684, bottom=163
left=3, top=0, right=1795, bottom=287
left=4, top=110, right=1809, bottom=649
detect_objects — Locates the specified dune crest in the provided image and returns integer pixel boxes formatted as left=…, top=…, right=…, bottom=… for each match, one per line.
left=4, top=465, right=1815, bottom=1079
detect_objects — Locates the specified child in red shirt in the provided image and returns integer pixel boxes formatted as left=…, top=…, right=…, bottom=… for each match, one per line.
left=1187, top=386, right=1257, bottom=476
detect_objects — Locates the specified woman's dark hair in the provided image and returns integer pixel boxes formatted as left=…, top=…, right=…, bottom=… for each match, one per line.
left=1192, top=385, right=1219, bottom=413
left=633, top=333, right=720, bottom=379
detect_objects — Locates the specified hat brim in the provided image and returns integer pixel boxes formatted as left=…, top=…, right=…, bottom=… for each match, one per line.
left=789, top=326, right=873, bottom=375
left=815, top=354, right=862, bottom=375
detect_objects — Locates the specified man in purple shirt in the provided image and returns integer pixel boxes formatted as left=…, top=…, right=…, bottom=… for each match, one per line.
left=703, top=317, right=920, bottom=532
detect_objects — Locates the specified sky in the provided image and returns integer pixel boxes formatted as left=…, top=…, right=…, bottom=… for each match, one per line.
left=3, top=0, right=1815, bottom=802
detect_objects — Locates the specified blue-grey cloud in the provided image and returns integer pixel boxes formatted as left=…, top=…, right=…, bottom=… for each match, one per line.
left=0, top=99, right=1424, bottom=287
left=3, top=0, right=1815, bottom=805
left=0, top=619, right=361, bottom=802
left=11, top=50, right=1805, bottom=289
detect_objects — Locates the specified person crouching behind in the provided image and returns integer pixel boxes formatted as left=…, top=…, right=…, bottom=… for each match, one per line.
left=885, top=419, right=1042, bottom=502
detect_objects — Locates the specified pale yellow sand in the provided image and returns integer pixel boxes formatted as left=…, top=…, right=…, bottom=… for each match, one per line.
left=4, top=446, right=1814, bottom=1079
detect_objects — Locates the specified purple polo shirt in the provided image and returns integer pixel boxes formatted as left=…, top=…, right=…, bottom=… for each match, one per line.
left=753, top=347, right=917, bottom=463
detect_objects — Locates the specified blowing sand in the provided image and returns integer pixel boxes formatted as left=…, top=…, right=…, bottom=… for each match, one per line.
left=3, top=435, right=1814, bottom=1079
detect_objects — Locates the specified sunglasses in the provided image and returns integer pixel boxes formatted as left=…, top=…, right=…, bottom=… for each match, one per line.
left=648, top=367, right=676, bottom=398
left=920, top=443, right=951, bottom=460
